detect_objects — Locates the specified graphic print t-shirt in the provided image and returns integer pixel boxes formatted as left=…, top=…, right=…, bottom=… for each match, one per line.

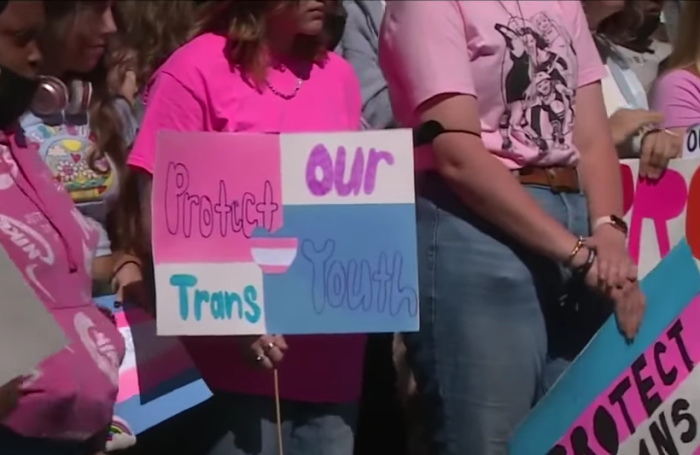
left=380, top=1, right=607, bottom=170
left=20, top=112, right=118, bottom=257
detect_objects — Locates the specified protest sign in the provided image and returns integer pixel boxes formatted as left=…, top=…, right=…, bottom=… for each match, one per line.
left=620, top=157, right=700, bottom=277
left=151, top=130, right=419, bottom=336
left=683, top=125, right=700, bottom=158
left=512, top=157, right=700, bottom=454
left=97, top=296, right=210, bottom=435
left=0, top=243, right=66, bottom=386
left=510, top=240, right=700, bottom=455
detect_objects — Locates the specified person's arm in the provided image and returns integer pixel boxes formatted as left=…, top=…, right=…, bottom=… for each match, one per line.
left=419, top=96, right=580, bottom=261
left=339, top=2, right=395, bottom=129
left=575, top=82, right=624, bottom=221
left=380, top=2, right=582, bottom=263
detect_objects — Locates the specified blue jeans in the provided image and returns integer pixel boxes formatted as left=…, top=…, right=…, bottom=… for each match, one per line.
left=204, top=393, right=357, bottom=455
left=407, top=174, right=610, bottom=455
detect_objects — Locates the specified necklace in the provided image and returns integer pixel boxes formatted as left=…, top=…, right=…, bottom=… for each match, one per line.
left=265, top=78, right=303, bottom=100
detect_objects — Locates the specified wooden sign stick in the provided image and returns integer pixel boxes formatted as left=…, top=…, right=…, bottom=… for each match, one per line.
left=274, top=369, right=284, bottom=455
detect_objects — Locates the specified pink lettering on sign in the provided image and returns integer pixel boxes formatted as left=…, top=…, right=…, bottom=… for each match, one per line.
left=305, top=144, right=394, bottom=197
left=625, top=169, right=687, bottom=265
left=686, top=167, right=700, bottom=260
left=547, top=295, right=700, bottom=455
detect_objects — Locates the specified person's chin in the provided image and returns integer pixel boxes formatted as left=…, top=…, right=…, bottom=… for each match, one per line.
left=299, top=21, right=324, bottom=36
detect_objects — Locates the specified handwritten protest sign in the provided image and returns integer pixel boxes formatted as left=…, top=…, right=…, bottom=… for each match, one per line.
left=620, top=157, right=700, bottom=277
left=512, top=157, right=700, bottom=454
left=151, top=131, right=419, bottom=336
left=510, top=240, right=700, bottom=455
left=0, top=243, right=66, bottom=386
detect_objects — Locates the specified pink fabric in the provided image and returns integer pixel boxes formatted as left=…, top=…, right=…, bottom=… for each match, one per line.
left=379, top=0, right=607, bottom=170
left=651, top=68, right=700, bottom=129
left=128, top=33, right=366, bottom=403
left=0, top=130, right=124, bottom=440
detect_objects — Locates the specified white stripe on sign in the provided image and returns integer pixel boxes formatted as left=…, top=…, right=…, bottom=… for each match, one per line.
left=683, top=124, right=700, bottom=158
left=279, top=130, right=415, bottom=206
left=617, top=364, right=700, bottom=455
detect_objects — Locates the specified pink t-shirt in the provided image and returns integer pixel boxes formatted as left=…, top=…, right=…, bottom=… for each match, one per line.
left=128, top=33, right=366, bottom=403
left=651, top=68, right=700, bottom=129
left=0, top=130, right=124, bottom=440
left=380, top=1, right=607, bottom=170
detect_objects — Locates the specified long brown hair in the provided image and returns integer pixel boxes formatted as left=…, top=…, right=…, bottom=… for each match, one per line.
left=666, top=1, right=700, bottom=71
left=111, top=0, right=197, bottom=88
left=191, top=0, right=331, bottom=86
left=40, top=1, right=127, bottom=176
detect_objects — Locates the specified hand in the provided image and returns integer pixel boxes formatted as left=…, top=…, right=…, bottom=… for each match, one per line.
left=639, top=129, right=682, bottom=180
left=610, top=279, right=646, bottom=340
left=0, top=377, right=22, bottom=421
left=585, top=225, right=637, bottom=289
left=114, top=263, right=153, bottom=315
left=608, top=109, right=664, bottom=146
left=236, top=335, right=288, bottom=369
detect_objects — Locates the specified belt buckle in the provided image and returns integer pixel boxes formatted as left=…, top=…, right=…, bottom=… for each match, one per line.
left=545, top=168, right=563, bottom=193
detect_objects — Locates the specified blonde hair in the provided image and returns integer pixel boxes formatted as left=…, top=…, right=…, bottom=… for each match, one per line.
left=666, top=1, right=700, bottom=72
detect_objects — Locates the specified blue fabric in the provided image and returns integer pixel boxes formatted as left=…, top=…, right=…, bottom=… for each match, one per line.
left=606, top=57, right=649, bottom=110
left=405, top=174, right=611, bottom=455
left=202, top=394, right=357, bottom=455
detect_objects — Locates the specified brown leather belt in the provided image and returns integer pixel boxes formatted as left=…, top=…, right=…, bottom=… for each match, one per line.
left=515, top=166, right=579, bottom=193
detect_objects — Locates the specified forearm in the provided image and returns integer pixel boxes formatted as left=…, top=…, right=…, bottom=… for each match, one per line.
left=435, top=135, right=579, bottom=262
left=578, top=140, right=624, bottom=224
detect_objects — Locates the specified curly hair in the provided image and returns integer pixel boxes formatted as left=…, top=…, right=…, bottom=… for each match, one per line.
left=40, top=1, right=127, bottom=177
left=111, top=0, right=197, bottom=88
left=191, top=0, right=333, bottom=86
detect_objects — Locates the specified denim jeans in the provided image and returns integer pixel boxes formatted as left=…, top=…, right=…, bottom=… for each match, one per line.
left=406, top=174, right=611, bottom=455
left=0, top=426, right=105, bottom=455
left=203, top=393, right=357, bottom=455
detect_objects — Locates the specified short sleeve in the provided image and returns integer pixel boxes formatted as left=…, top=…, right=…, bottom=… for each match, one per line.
left=379, top=1, right=474, bottom=117
left=651, top=70, right=700, bottom=129
left=568, top=1, right=607, bottom=88
left=127, top=71, right=206, bottom=174
left=341, top=61, right=363, bottom=131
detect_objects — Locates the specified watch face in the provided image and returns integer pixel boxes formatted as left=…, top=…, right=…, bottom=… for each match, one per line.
left=610, top=215, right=628, bottom=233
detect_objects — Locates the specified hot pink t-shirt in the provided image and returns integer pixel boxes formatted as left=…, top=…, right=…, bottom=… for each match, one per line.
left=128, top=33, right=366, bottom=403
left=380, top=0, right=607, bottom=170
left=0, top=130, right=124, bottom=440
left=651, top=69, right=700, bottom=129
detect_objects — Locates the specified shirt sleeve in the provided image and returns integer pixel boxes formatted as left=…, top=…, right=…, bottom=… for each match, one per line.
left=127, top=71, right=206, bottom=174
left=651, top=70, right=700, bottom=129
left=568, top=1, right=607, bottom=88
left=379, top=1, right=475, bottom=117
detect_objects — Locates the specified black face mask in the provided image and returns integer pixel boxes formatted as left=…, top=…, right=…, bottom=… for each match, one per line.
left=0, top=65, right=39, bottom=130
left=636, top=14, right=662, bottom=44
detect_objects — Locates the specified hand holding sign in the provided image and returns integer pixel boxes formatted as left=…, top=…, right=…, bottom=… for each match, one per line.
left=639, top=129, right=682, bottom=180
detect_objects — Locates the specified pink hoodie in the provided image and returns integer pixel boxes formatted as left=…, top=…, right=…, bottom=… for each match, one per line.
left=0, top=129, right=124, bottom=441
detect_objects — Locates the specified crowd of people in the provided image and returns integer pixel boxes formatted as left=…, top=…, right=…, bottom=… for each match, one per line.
left=0, top=0, right=696, bottom=454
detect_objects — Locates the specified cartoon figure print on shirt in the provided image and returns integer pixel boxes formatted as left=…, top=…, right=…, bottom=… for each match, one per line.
left=494, top=12, right=577, bottom=157
left=21, top=119, right=115, bottom=204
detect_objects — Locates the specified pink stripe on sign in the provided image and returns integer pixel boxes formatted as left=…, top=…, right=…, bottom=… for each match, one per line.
left=152, top=132, right=284, bottom=264
left=552, top=295, right=700, bottom=454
